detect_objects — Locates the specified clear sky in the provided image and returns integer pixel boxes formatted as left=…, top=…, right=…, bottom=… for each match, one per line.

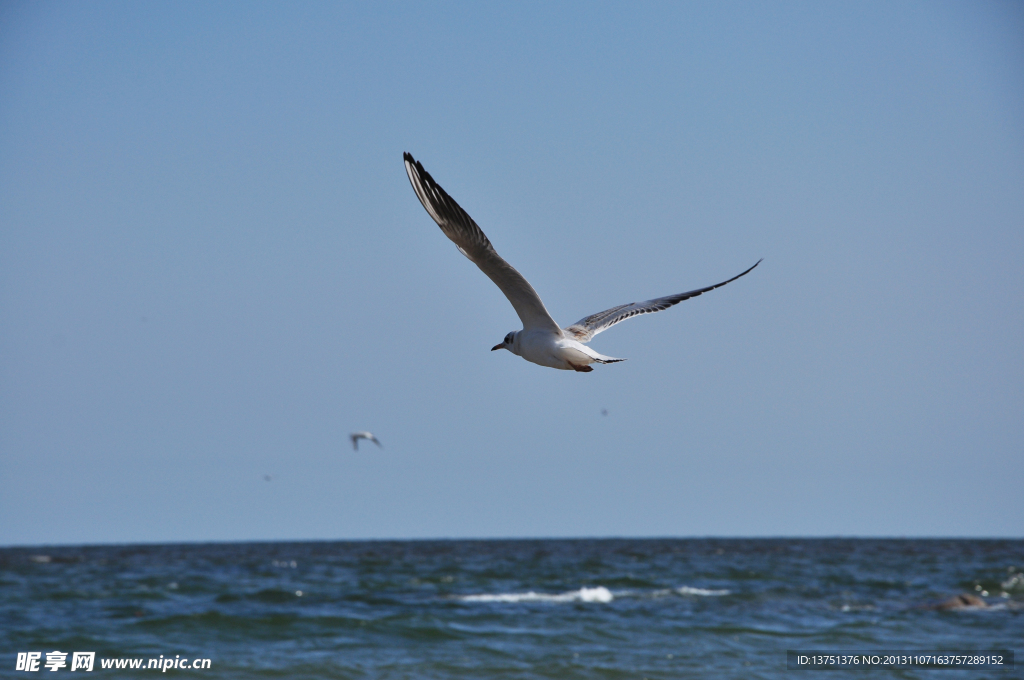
left=2, top=1, right=1021, bottom=545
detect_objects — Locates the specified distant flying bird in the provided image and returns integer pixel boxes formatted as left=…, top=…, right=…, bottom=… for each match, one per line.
left=350, top=431, right=383, bottom=451
left=263, top=475, right=272, bottom=482
left=403, top=153, right=761, bottom=372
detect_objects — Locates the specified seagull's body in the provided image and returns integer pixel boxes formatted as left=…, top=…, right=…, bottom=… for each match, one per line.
left=500, top=327, right=622, bottom=372
left=403, top=152, right=760, bottom=372
left=350, top=431, right=382, bottom=451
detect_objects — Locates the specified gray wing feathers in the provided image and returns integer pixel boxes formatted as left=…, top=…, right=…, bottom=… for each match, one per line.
left=564, top=259, right=762, bottom=343
left=350, top=432, right=383, bottom=450
left=404, top=153, right=561, bottom=334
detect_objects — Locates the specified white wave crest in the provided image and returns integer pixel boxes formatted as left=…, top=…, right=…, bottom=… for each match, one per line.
left=1001, top=572, right=1024, bottom=592
left=459, top=586, right=613, bottom=604
left=676, top=586, right=730, bottom=596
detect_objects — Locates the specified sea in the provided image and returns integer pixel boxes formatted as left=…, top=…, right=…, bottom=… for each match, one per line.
left=1, top=539, right=1021, bottom=679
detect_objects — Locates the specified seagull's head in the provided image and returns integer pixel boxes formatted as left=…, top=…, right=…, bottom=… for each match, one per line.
left=491, top=331, right=516, bottom=353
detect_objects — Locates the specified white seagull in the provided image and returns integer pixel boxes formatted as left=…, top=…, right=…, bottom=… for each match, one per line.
left=404, top=152, right=761, bottom=372
left=350, top=431, right=383, bottom=451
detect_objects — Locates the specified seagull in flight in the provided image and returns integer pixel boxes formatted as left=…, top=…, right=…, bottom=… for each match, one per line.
left=350, top=431, right=383, bottom=451
left=403, top=152, right=760, bottom=372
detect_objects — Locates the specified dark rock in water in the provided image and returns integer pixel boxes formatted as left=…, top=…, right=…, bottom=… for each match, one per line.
left=935, top=593, right=988, bottom=610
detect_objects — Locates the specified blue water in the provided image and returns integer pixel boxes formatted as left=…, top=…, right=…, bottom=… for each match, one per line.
left=1, top=539, right=1021, bottom=678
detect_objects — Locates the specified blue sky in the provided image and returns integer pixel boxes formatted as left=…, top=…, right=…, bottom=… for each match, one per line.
left=1, top=1, right=1021, bottom=545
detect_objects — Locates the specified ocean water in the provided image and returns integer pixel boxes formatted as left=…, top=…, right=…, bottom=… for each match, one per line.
left=1, top=539, right=1021, bottom=679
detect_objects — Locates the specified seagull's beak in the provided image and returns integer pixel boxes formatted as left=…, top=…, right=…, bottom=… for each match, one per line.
left=491, top=343, right=504, bottom=351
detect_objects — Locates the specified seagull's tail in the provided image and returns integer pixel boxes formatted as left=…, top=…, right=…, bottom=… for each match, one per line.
left=590, top=350, right=626, bottom=364
left=575, top=344, right=625, bottom=365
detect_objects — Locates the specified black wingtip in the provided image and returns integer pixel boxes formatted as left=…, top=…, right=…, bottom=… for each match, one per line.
left=403, top=152, right=429, bottom=179
left=738, top=258, right=763, bottom=278
left=403, top=153, right=442, bottom=193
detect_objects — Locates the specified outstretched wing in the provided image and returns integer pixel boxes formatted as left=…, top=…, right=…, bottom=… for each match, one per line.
left=564, top=260, right=762, bottom=343
left=351, top=431, right=379, bottom=451
left=404, top=153, right=562, bottom=334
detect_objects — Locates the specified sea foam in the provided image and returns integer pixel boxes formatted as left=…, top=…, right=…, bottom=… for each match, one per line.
left=676, top=586, right=731, bottom=596
left=460, top=586, right=613, bottom=604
